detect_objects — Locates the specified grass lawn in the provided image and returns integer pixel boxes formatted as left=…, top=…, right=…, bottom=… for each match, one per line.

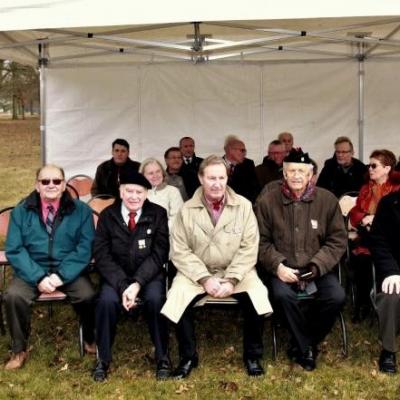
left=0, top=117, right=398, bottom=399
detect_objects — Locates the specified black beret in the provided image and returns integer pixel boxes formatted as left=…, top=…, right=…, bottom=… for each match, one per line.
left=119, top=170, right=151, bottom=189
left=284, top=149, right=312, bottom=164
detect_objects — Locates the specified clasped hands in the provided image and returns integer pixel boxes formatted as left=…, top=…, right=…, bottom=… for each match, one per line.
left=37, top=274, right=63, bottom=294
left=122, top=282, right=141, bottom=311
left=202, top=276, right=235, bottom=298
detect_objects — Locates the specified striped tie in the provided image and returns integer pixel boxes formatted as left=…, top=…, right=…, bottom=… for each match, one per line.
left=46, top=204, right=55, bottom=235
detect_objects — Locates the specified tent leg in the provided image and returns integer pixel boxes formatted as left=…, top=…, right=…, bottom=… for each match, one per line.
left=39, top=43, right=49, bottom=166
left=357, top=44, right=365, bottom=162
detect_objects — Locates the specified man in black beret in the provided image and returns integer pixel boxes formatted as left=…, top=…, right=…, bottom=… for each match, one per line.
left=255, top=149, right=347, bottom=371
left=92, top=170, right=171, bottom=381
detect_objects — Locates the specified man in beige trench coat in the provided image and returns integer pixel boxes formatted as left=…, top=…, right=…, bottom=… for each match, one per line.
left=161, top=155, right=273, bottom=379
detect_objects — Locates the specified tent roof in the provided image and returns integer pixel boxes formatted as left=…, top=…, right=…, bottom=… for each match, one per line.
left=1, top=2, right=400, bottom=66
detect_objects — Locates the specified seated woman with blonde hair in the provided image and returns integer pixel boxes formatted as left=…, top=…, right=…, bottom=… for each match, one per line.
left=140, top=158, right=184, bottom=230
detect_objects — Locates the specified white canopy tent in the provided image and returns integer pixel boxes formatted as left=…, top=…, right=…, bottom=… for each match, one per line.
left=1, top=1, right=400, bottom=176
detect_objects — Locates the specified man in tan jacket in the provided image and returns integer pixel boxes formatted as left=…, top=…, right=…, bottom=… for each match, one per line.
left=161, top=155, right=272, bottom=379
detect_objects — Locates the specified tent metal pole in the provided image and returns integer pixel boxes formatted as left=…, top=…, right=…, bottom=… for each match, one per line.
left=358, top=44, right=365, bottom=162
left=39, top=42, right=48, bottom=165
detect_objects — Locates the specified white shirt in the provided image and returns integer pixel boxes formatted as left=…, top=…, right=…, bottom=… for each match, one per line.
left=121, top=203, right=142, bottom=227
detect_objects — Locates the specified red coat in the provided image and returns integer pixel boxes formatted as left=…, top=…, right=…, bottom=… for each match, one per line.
left=349, top=172, right=400, bottom=255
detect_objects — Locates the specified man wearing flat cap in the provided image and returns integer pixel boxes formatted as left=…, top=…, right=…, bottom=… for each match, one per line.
left=92, top=170, right=171, bottom=381
left=255, top=149, right=347, bottom=371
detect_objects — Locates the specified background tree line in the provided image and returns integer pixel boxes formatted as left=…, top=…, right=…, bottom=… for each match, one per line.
left=0, top=60, right=39, bottom=119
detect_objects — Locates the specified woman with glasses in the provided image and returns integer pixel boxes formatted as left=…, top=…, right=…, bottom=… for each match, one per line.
left=140, top=158, right=184, bottom=230
left=349, top=149, right=400, bottom=322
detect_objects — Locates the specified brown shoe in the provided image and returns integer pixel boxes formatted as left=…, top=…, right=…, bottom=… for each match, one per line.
left=5, top=351, right=28, bottom=370
left=84, top=342, right=97, bottom=355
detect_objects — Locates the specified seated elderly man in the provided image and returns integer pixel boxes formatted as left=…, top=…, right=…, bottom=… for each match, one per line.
left=92, top=170, right=170, bottom=381
left=4, top=164, right=96, bottom=370
left=369, top=190, right=400, bottom=373
left=161, top=155, right=272, bottom=379
left=256, top=150, right=347, bottom=371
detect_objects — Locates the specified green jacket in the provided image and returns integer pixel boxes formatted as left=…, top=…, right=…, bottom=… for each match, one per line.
left=6, top=191, right=95, bottom=286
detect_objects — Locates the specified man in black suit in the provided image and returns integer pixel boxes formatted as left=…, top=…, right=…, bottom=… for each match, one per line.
left=92, top=170, right=171, bottom=381
left=179, top=137, right=203, bottom=198
left=223, top=135, right=260, bottom=203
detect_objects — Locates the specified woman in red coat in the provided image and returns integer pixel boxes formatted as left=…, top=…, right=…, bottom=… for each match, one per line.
left=349, top=149, right=400, bottom=322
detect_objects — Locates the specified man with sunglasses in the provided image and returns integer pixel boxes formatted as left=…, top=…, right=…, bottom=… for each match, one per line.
left=4, top=164, right=96, bottom=370
left=317, top=136, right=367, bottom=198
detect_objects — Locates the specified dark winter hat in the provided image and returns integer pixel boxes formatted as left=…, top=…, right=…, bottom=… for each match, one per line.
left=119, top=170, right=151, bottom=189
left=284, top=148, right=312, bottom=164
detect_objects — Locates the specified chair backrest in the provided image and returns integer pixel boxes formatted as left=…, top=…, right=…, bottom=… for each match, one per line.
left=66, top=183, right=80, bottom=199
left=88, top=195, right=115, bottom=215
left=0, top=206, right=14, bottom=238
left=338, top=192, right=358, bottom=217
left=67, top=174, right=93, bottom=202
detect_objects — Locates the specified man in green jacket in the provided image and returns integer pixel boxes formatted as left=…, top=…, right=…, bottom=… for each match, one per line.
left=4, top=164, right=96, bottom=370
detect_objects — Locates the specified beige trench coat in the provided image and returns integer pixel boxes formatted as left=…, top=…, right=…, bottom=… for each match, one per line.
left=161, top=186, right=273, bottom=323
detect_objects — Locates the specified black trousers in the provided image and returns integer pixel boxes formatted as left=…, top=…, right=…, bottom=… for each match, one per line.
left=176, top=292, right=264, bottom=360
left=95, top=281, right=169, bottom=364
left=269, top=273, right=345, bottom=354
left=350, top=253, right=373, bottom=310
left=4, top=275, right=95, bottom=353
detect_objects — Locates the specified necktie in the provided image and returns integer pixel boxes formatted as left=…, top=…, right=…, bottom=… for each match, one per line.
left=46, top=204, right=55, bottom=235
left=128, top=211, right=137, bottom=231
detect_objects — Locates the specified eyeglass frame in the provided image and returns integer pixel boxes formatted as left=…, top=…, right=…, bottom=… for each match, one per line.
left=38, top=178, right=64, bottom=185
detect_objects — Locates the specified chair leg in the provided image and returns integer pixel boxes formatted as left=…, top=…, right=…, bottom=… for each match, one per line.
left=79, top=320, right=84, bottom=358
left=0, top=295, right=5, bottom=335
left=271, top=319, right=277, bottom=361
left=339, top=311, right=348, bottom=357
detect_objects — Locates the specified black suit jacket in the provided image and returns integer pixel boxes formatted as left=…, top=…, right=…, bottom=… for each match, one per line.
left=227, top=157, right=260, bottom=203
left=180, top=155, right=203, bottom=198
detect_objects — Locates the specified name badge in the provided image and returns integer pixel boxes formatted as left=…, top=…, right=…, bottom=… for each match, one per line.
left=311, top=219, right=318, bottom=229
left=138, top=239, right=146, bottom=249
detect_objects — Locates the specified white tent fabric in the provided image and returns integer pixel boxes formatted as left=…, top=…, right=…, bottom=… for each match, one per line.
left=45, top=61, right=368, bottom=178
left=1, top=4, right=400, bottom=179
left=1, top=1, right=400, bottom=31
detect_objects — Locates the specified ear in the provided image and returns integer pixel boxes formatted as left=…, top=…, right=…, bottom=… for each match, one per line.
left=35, top=181, right=40, bottom=193
left=198, top=173, right=204, bottom=186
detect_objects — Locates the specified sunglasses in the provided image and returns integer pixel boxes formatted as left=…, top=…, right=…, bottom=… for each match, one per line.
left=38, top=178, right=64, bottom=185
left=368, top=163, right=380, bottom=170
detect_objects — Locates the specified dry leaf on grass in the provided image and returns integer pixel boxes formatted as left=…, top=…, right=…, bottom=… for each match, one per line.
left=58, top=363, right=68, bottom=372
left=219, top=381, right=239, bottom=392
left=175, top=383, right=190, bottom=394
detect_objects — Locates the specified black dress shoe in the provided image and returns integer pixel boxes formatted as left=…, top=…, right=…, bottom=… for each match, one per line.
left=156, top=359, right=172, bottom=380
left=92, top=360, right=109, bottom=382
left=244, top=358, right=265, bottom=376
left=295, top=347, right=316, bottom=371
left=379, top=350, right=397, bottom=374
left=173, top=356, right=198, bottom=379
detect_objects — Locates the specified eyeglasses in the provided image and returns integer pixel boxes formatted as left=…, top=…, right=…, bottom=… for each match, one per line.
left=233, top=148, right=247, bottom=153
left=285, top=168, right=310, bottom=177
left=38, top=178, right=64, bottom=185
